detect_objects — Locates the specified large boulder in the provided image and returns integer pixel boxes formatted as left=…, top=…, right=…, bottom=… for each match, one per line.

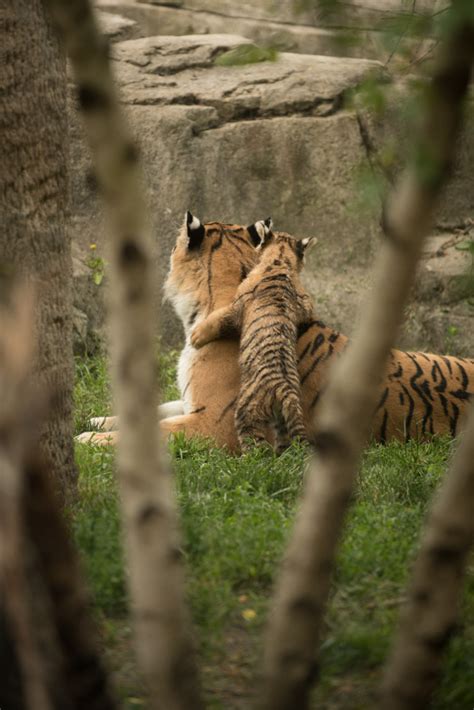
left=97, top=0, right=446, bottom=59
left=69, top=33, right=386, bottom=346
left=69, top=31, right=473, bottom=354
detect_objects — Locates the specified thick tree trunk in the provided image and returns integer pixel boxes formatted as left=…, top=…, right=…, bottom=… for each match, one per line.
left=380, top=403, right=474, bottom=709
left=0, top=0, right=76, bottom=498
left=44, top=2, right=203, bottom=708
left=261, top=8, right=474, bottom=709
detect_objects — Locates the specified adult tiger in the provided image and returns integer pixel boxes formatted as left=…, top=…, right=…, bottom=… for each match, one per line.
left=79, top=213, right=474, bottom=449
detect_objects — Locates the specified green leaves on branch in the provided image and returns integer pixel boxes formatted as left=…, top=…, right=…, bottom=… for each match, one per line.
left=346, top=77, right=388, bottom=118
left=215, top=44, right=279, bottom=67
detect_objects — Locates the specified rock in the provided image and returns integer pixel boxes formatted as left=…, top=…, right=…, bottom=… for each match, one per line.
left=94, top=0, right=447, bottom=60
left=96, top=9, right=139, bottom=42
left=96, top=1, right=384, bottom=59
left=69, top=33, right=387, bottom=345
left=69, top=31, right=473, bottom=355
left=72, top=306, right=89, bottom=353
left=137, top=0, right=446, bottom=30
left=71, top=242, right=106, bottom=354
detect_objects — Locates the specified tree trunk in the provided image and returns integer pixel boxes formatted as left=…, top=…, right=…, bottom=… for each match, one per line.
left=261, top=7, right=474, bottom=708
left=380, top=403, right=474, bottom=709
left=44, top=1, right=203, bottom=708
left=0, top=0, right=76, bottom=498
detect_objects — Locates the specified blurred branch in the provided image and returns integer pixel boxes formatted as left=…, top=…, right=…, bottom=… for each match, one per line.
left=23, top=455, right=117, bottom=710
left=0, top=283, right=51, bottom=710
left=261, top=5, right=474, bottom=709
left=43, top=1, right=203, bottom=708
left=380, top=403, right=474, bottom=709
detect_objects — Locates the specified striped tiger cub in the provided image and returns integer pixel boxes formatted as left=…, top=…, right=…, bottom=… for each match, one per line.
left=191, top=224, right=316, bottom=452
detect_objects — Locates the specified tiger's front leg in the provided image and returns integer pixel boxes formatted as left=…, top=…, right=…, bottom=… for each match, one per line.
left=191, top=305, right=238, bottom=349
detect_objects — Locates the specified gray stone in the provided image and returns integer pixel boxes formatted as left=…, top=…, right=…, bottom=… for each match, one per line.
left=69, top=33, right=386, bottom=345
left=96, top=9, right=139, bottom=42
left=72, top=306, right=89, bottom=353
left=97, top=0, right=446, bottom=61
left=69, top=31, right=473, bottom=355
left=71, top=242, right=106, bottom=353
left=138, top=0, right=446, bottom=29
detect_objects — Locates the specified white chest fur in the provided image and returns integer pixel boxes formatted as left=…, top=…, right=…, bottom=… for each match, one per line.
left=177, top=341, right=196, bottom=413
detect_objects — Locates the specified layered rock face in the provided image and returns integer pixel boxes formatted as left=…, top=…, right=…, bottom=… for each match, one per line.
left=71, top=15, right=473, bottom=355
left=97, top=0, right=447, bottom=60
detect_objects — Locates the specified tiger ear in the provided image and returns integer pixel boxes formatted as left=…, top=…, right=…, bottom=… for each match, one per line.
left=296, top=236, right=317, bottom=259
left=185, top=211, right=205, bottom=250
left=247, top=217, right=273, bottom=248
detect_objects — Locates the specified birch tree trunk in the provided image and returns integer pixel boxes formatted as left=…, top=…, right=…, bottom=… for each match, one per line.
left=23, top=455, right=118, bottom=710
left=380, top=403, right=474, bottom=709
left=0, top=0, right=76, bottom=500
left=0, top=286, right=52, bottom=710
left=261, top=8, right=474, bottom=709
left=43, top=2, right=203, bottom=708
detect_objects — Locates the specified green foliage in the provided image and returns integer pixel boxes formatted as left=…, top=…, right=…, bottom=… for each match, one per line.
left=346, top=77, right=388, bottom=117
left=73, top=354, right=474, bottom=705
left=74, top=347, right=180, bottom=436
left=87, top=244, right=105, bottom=286
left=73, top=444, right=125, bottom=615
left=454, top=237, right=474, bottom=305
left=74, top=355, right=111, bottom=436
left=349, top=162, right=387, bottom=218
left=215, top=44, right=278, bottom=67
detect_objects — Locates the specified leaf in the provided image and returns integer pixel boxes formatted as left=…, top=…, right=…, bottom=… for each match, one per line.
left=94, top=270, right=104, bottom=286
left=455, top=240, right=474, bottom=252
left=215, top=44, right=278, bottom=67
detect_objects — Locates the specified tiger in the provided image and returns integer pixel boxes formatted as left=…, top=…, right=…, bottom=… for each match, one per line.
left=190, top=226, right=316, bottom=452
left=78, top=213, right=474, bottom=450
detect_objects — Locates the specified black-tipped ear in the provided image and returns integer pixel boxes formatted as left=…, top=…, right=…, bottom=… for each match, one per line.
left=296, top=236, right=317, bottom=259
left=185, top=211, right=205, bottom=251
left=247, top=218, right=272, bottom=248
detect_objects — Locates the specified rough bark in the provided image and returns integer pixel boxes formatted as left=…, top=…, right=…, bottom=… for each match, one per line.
left=43, top=2, right=203, bottom=708
left=379, top=403, right=474, bottom=709
left=261, top=8, right=474, bottom=710
left=0, top=0, right=76, bottom=499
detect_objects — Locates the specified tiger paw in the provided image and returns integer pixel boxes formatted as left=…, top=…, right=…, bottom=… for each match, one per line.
left=191, top=322, right=212, bottom=349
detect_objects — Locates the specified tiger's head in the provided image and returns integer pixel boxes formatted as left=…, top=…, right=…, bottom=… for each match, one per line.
left=258, top=230, right=317, bottom=272
left=164, top=212, right=272, bottom=334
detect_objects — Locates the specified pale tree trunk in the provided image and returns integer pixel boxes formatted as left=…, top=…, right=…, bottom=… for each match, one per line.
left=380, top=403, right=474, bottom=709
left=261, top=9, right=474, bottom=709
left=0, top=286, right=52, bottom=710
left=43, top=2, right=203, bottom=708
left=23, top=455, right=118, bottom=710
left=0, top=0, right=76, bottom=499
left=0, top=284, right=116, bottom=710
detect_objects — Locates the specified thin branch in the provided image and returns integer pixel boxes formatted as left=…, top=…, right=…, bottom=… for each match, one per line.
left=43, top=2, right=203, bottom=708
left=261, top=7, right=474, bottom=709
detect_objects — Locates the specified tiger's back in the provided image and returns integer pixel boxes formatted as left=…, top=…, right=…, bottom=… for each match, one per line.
left=231, top=232, right=315, bottom=450
left=297, top=319, right=474, bottom=442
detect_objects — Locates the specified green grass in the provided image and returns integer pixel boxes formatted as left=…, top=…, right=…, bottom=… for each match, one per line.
left=72, top=352, right=474, bottom=709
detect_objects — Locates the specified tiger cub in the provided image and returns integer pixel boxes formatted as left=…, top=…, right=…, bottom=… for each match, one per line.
left=191, top=225, right=315, bottom=452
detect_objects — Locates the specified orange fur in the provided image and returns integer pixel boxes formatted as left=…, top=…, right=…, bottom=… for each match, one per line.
left=81, top=216, right=474, bottom=450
